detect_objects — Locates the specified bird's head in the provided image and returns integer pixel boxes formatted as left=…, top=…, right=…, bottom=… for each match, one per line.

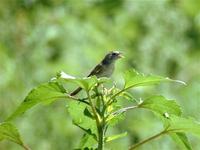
left=102, top=51, right=123, bottom=64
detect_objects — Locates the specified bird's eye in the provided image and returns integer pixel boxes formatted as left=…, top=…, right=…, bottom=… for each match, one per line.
left=112, top=53, right=117, bottom=56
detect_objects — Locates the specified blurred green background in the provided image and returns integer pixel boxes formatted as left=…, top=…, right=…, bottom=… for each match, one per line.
left=1, top=0, right=200, bottom=149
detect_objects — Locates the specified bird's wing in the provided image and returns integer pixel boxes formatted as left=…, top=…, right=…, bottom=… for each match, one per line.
left=87, top=63, right=104, bottom=77
left=70, top=87, right=82, bottom=96
left=70, top=64, right=103, bottom=96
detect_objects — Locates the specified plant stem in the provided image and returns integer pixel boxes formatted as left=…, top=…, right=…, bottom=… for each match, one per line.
left=98, top=94, right=106, bottom=150
left=66, top=95, right=90, bottom=105
left=129, top=129, right=168, bottom=150
left=98, top=125, right=104, bottom=150
left=86, top=92, right=100, bottom=124
left=86, top=91, right=104, bottom=150
left=22, top=143, right=31, bottom=150
left=106, top=80, right=164, bottom=105
left=112, top=105, right=138, bottom=115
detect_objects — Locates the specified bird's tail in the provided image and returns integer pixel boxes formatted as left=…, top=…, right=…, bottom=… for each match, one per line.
left=70, top=87, right=82, bottom=96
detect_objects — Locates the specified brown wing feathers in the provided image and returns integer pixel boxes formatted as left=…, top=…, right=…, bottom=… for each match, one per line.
left=70, top=63, right=102, bottom=96
left=70, top=87, right=82, bottom=96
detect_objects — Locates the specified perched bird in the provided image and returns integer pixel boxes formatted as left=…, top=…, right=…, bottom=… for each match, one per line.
left=70, top=51, right=123, bottom=96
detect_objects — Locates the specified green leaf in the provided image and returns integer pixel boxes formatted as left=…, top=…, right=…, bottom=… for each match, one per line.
left=57, top=71, right=96, bottom=91
left=67, top=101, right=97, bottom=136
left=78, top=134, right=97, bottom=149
left=0, top=122, right=23, bottom=145
left=74, top=123, right=97, bottom=141
left=84, top=108, right=94, bottom=119
left=162, top=115, right=200, bottom=150
left=71, top=77, right=98, bottom=91
left=6, top=82, right=66, bottom=121
left=105, top=132, right=127, bottom=143
left=139, top=96, right=182, bottom=116
left=167, top=115, right=200, bottom=137
left=106, top=100, right=127, bottom=126
left=96, top=77, right=111, bottom=84
left=124, top=69, right=185, bottom=89
left=170, top=133, right=192, bottom=150
left=57, top=71, right=110, bottom=91
left=120, top=91, right=136, bottom=102
left=106, top=113, right=125, bottom=127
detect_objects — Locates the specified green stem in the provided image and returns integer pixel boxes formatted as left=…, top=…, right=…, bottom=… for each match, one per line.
left=106, top=80, right=164, bottom=106
left=86, top=92, right=100, bottom=125
left=112, top=105, right=138, bottom=115
left=98, top=93, right=106, bottom=150
left=66, top=93, right=101, bottom=105
left=98, top=125, right=104, bottom=150
left=86, top=91, right=104, bottom=150
left=66, top=95, right=90, bottom=105
left=22, top=143, right=31, bottom=150
left=129, top=129, right=168, bottom=150
left=94, top=87, right=101, bottom=110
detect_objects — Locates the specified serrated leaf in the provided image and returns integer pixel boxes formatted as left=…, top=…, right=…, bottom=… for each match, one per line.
left=167, top=115, right=200, bottom=137
left=106, top=113, right=125, bottom=127
left=170, top=133, right=192, bottom=150
left=84, top=108, right=94, bottom=119
left=124, top=69, right=185, bottom=89
left=162, top=115, right=200, bottom=150
left=0, top=122, right=23, bottom=145
left=74, top=123, right=97, bottom=141
left=6, top=82, right=66, bottom=121
left=139, top=96, right=182, bottom=116
left=78, top=134, right=97, bottom=149
left=120, top=91, right=136, bottom=102
left=67, top=101, right=97, bottom=136
left=105, top=132, right=127, bottom=142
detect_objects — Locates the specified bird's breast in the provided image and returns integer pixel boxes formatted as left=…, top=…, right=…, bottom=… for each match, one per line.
left=98, top=63, right=115, bottom=78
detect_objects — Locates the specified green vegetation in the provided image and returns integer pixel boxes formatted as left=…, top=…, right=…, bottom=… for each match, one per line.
left=1, top=0, right=200, bottom=149
left=2, top=70, right=200, bottom=150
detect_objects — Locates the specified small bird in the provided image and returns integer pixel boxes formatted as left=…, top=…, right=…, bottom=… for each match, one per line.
left=70, top=51, right=123, bottom=96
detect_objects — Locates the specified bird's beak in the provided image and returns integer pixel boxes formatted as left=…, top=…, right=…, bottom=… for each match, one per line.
left=117, top=52, right=124, bottom=58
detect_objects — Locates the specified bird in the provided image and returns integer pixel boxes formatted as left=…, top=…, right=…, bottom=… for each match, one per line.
left=70, top=51, right=123, bottom=96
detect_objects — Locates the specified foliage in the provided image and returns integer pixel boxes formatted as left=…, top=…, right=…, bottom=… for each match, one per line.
left=0, top=122, right=29, bottom=150
left=1, top=70, right=200, bottom=150
left=1, top=0, right=200, bottom=149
